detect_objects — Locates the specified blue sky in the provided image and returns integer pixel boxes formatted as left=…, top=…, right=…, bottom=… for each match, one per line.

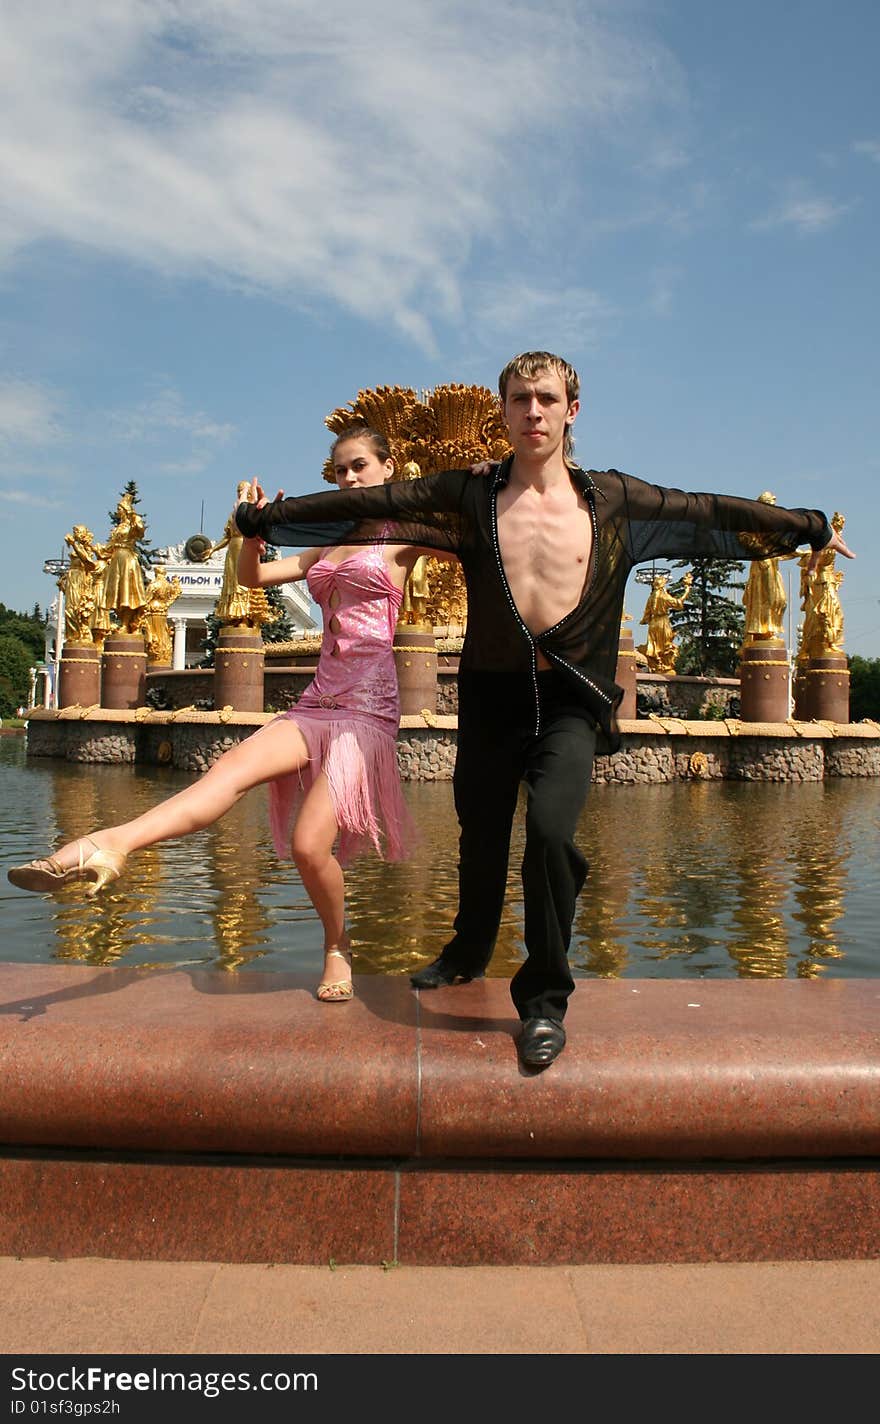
left=1, top=0, right=878, bottom=654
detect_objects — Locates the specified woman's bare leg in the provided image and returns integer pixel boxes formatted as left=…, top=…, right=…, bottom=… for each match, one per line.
left=43, top=720, right=312, bottom=870
left=290, top=773, right=350, bottom=990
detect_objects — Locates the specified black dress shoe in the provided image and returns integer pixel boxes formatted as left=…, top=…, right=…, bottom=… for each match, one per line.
left=518, top=1017, right=566, bottom=1068
left=410, top=956, right=484, bottom=989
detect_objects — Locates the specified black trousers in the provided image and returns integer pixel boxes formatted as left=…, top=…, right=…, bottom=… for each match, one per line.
left=441, top=670, right=597, bottom=1022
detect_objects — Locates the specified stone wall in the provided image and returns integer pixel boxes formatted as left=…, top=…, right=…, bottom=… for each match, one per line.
left=23, top=709, right=880, bottom=783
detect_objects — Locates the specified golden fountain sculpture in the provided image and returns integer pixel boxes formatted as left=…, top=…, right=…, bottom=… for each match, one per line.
left=210, top=481, right=278, bottom=632
left=798, top=511, right=847, bottom=661
left=143, top=566, right=183, bottom=665
left=59, top=524, right=106, bottom=645
left=100, top=493, right=148, bottom=636
left=739, top=492, right=791, bottom=647
left=637, top=571, right=692, bottom=675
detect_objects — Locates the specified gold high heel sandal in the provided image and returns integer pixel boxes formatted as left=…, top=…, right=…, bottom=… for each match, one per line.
left=316, top=949, right=353, bottom=1003
left=7, top=836, right=127, bottom=898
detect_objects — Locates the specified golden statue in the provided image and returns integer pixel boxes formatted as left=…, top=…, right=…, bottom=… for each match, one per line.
left=211, top=480, right=279, bottom=631
left=143, top=566, right=182, bottom=664
left=211, top=481, right=256, bottom=626
left=59, top=524, right=105, bottom=644
left=399, top=554, right=432, bottom=631
left=90, top=559, right=112, bottom=648
left=740, top=492, right=790, bottom=646
left=323, top=384, right=511, bottom=638
left=637, top=572, right=692, bottom=674
left=100, top=493, right=148, bottom=635
left=800, top=512, right=846, bottom=658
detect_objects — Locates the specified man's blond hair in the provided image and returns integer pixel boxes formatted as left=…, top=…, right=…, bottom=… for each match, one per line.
left=497, top=351, right=580, bottom=464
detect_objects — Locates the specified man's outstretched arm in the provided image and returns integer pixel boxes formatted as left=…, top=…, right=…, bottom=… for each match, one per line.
left=235, top=467, right=469, bottom=553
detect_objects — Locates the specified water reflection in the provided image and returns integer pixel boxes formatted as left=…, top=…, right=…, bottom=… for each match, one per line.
left=1, top=735, right=878, bottom=980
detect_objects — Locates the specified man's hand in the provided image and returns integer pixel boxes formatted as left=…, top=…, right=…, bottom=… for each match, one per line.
left=469, top=461, right=495, bottom=477
left=807, top=526, right=855, bottom=572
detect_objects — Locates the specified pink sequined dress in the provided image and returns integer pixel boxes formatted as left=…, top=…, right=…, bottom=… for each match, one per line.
left=264, top=540, right=414, bottom=866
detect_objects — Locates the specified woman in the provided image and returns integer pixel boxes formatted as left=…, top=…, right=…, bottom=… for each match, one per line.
left=8, top=425, right=450, bottom=1003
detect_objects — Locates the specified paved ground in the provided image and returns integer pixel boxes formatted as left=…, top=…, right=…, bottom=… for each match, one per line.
left=1, top=1255, right=878, bottom=1355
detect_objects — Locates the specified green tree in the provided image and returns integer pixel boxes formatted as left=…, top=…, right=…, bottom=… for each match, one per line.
left=667, top=557, right=747, bottom=676
left=0, top=603, right=46, bottom=661
left=848, top=656, right=880, bottom=721
left=0, top=634, right=34, bottom=718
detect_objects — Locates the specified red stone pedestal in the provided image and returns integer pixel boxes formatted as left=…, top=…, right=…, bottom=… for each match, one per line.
left=794, top=656, right=850, bottom=723
left=1, top=965, right=879, bottom=1269
left=394, top=626, right=438, bottom=715
left=615, top=626, right=638, bottom=719
left=213, top=627, right=265, bottom=713
left=738, top=640, right=791, bottom=723
left=57, top=643, right=101, bottom=709
left=100, top=633, right=147, bottom=710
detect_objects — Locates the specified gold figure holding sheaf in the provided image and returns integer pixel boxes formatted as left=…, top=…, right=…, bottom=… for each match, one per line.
left=143, top=566, right=182, bottom=664
left=210, top=480, right=277, bottom=631
left=101, top=493, right=148, bottom=635
left=637, top=572, right=692, bottom=675
left=59, top=524, right=106, bottom=644
left=799, top=511, right=847, bottom=659
left=740, top=492, right=790, bottom=646
left=211, top=482, right=253, bottom=626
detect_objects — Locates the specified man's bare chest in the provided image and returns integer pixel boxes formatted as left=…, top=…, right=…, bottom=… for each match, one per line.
left=496, top=494, right=592, bottom=579
left=494, top=487, right=593, bottom=629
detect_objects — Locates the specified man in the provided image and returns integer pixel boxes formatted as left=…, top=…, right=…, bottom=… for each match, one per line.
left=236, top=352, right=854, bottom=1068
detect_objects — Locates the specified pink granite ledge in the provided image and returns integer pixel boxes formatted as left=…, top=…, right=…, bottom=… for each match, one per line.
left=415, top=978, right=880, bottom=1160
left=0, top=964, right=419, bottom=1157
left=0, top=964, right=879, bottom=1163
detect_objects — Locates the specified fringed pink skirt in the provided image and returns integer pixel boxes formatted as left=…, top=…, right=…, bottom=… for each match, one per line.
left=267, top=712, right=415, bottom=867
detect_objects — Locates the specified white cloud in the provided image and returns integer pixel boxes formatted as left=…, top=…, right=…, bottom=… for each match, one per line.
left=0, top=488, right=62, bottom=509
left=0, top=380, right=65, bottom=445
left=853, top=139, right=880, bottom=164
left=472, top=284, right=614, bottom=357
left=749, top=182, right=852, bottom=235
left=106, top=386, right=235, bottom=447
left=647, top=265, right=683, bottom=316
left=636, top=145, right=691, bottom=177
left=0, top=1, right=681, bottom=348
left=0, top=379, right=234, bottom=496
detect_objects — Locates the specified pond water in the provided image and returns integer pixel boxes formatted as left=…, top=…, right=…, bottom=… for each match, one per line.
left=1, top=733, right=879, bottom=980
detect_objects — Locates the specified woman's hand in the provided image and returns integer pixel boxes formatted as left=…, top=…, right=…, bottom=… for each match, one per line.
left=235, top=479, right=281, bottom=554
left=247, top=478, right=284, bottom=509
left=469, top=461, right=495, bottom=477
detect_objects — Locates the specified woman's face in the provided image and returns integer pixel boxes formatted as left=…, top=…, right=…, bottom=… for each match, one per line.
left=332, top=438, right=393, bottom=490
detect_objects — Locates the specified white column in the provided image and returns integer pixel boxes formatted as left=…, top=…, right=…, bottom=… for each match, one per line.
left=172, top=619, right=188, bottom=670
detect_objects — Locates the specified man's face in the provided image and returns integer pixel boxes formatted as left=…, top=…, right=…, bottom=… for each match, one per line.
left=501, top=367, right=579, bottom=459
